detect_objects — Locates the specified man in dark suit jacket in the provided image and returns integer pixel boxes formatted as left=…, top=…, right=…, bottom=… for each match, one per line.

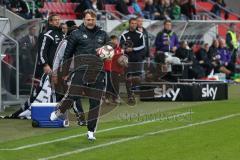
left=19, top=26, right=38, bottom=74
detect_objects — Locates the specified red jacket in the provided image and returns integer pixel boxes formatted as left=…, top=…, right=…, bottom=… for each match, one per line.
left=104, top=46, right=124, bottom=74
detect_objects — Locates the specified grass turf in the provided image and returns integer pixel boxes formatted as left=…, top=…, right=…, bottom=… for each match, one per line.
left=0, top=85, right=239, bottom=160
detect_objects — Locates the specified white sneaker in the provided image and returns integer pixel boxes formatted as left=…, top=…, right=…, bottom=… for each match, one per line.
left=87, top=131, right=96, bottom=140
left=50, top=111, right=58, bottom=121
left=104, top=98, right=110, bottom=104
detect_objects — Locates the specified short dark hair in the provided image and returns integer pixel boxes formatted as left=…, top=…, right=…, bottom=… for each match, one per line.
left=129, top=17, right=137, bottom=23
left=110, top=35, right=118, bottom=40
left=48, top=14, right=60, bottom=23
left=60, top=23, right=66, bottom=27
left=83, top=9, right=97, bottom=18
left=66, top=20, right=76, bottom=28
left=164, top=19, right=172, bottom=25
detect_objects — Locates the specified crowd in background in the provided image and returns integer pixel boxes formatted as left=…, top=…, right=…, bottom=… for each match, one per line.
left=0, top=0, right=233, bottom=21
left=0, top=0, right=230, bottom=20
left=0, top=0, right=239, bottom=82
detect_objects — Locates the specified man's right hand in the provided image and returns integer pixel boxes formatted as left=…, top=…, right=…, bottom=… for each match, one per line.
left=44, top=64, right=52, bottom=74
left=164, top=41, right=170, bottom=45
left=126, top=48, right=133, bottom=53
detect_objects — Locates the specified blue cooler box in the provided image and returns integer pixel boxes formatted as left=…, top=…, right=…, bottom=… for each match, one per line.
left=31, top=103, right=69, bottom=128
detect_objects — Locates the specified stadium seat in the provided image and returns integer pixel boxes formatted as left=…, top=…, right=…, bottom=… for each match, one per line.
left=65, top=3, right=73, bottom=14
left=105, top=4, right=120, bottom=18
left=138, top=2, right=145, bottom=10
left=39, top=2, right=79, bottom=19
left=196, top=1, right=213, bottom=12
left=105, top=4, right=116, bottom=13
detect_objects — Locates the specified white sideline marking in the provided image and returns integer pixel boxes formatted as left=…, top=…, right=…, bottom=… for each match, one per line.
left=0, top=112, right=192, bottom=151
left=38, top=113, right=240, bottom=160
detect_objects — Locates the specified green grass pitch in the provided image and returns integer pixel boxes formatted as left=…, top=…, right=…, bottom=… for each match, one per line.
left=0, top=85, right=239, bottom=160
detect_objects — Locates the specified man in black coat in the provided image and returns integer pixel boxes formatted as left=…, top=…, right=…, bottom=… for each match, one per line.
left=120, top=17, right=145, bottom=105
left=50, top=9, right=110, bottom=141
left=35, top=14, right=64, bottom=79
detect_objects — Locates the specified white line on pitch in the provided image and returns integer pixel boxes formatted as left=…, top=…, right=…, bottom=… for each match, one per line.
left=38, top=113, right=240, bottom=160
left=0, top=112, right=192, bottom=151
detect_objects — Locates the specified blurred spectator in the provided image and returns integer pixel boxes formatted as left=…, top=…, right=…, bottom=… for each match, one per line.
left=6, top=0, right=31, bottom=19
left=176, top=41, right=191, bottom=61
left=208, top=39, right=232, bottom=75
left=29, top=0, right=44, bottom=18
left=116, top=0, right=131, bottom=16
left=196, top=43, right=213, bottom=75
left=153, top=0, right=165, bottom=20
left=131, top=0, right=144, bottom=17
left=226, top=23, right=239, bottom=73
left=155, top=20, right=179, bottom=54
left=19, top=26, right=38, bottom=73
left=75, top=0, right=104, bottom=19
left=211, top=0, right=229, bottom=19
left=175, top=41, right=205, bottom=78
left=143, top=0, right=155, bottom=19
left=171, top=0, right=181, bottom=20
left=105, top=0, right=115, bottom=4
left=104, top=35, right=124, bottom=104
left=162, top=0, right=173, bottom=19
left=180, top=0, right=196, bottom=20
left=60, top=23, right=68, bottom=36
left=217, top=38, right=235, bottom=77
left=65, top=20, right=78, bottom=35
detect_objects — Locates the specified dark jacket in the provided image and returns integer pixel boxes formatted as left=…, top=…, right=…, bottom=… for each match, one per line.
left=208, top=45, right=219, bottom=61
left=63, top=24, right=109, bottom=59
left=37, top=25, right=64, bottom=67
left=217, top=47, right=232, bottom=65
left=62, top=24, right=109, bottom=83
left=19, top=35, right=38, bottom=72
left=120, top=29, right=145, bottom=62
left=116, top=0, right=130, bottom=15
left=138, top=27, right=150, bottom=58
left=175, top=47, right=205, bottom=78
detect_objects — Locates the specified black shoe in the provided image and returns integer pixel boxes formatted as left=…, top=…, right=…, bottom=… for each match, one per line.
left=127, top=96, right=136, bottom=106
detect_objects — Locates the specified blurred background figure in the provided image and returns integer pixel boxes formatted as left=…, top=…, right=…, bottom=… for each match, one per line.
left=60, top=23, right=68, bottom=37
left=226, top=23, right=239, bottom=74
left=218, top=38, right=235, bottom=78
left=19, top=26, right=38, bottom=74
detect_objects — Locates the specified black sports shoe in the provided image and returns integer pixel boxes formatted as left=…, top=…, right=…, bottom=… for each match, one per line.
left=127, top=96, right=136, bottom=106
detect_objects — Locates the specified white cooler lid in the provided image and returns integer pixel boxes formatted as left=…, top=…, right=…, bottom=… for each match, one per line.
left=31, top=103, right=58, bottom=107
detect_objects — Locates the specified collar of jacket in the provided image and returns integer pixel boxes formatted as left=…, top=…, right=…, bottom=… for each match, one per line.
left=163, top=29, right=173, bottom=35
left=47, top=25, right=62, bottom=32
left=79, top=23, right=101, bottom=33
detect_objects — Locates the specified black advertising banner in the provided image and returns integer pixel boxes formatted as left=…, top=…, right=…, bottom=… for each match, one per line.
left=138, top=81, right=228, bottom=101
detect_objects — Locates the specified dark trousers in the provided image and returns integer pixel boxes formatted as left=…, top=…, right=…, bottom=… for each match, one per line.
left=230, top=49, right=237, bottom=74
left=106, top=71, right=121, bottom=100
left=68, top=72, right=105, bottom=132
left=70, top=96, right=84, bottom=114
left=86, top=83, right=105, bottom=132
left=125, top=62, right=143, bottom=97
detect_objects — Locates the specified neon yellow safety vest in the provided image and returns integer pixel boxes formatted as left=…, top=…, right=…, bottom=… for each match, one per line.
left=227, top=30, right=239, bottom=49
